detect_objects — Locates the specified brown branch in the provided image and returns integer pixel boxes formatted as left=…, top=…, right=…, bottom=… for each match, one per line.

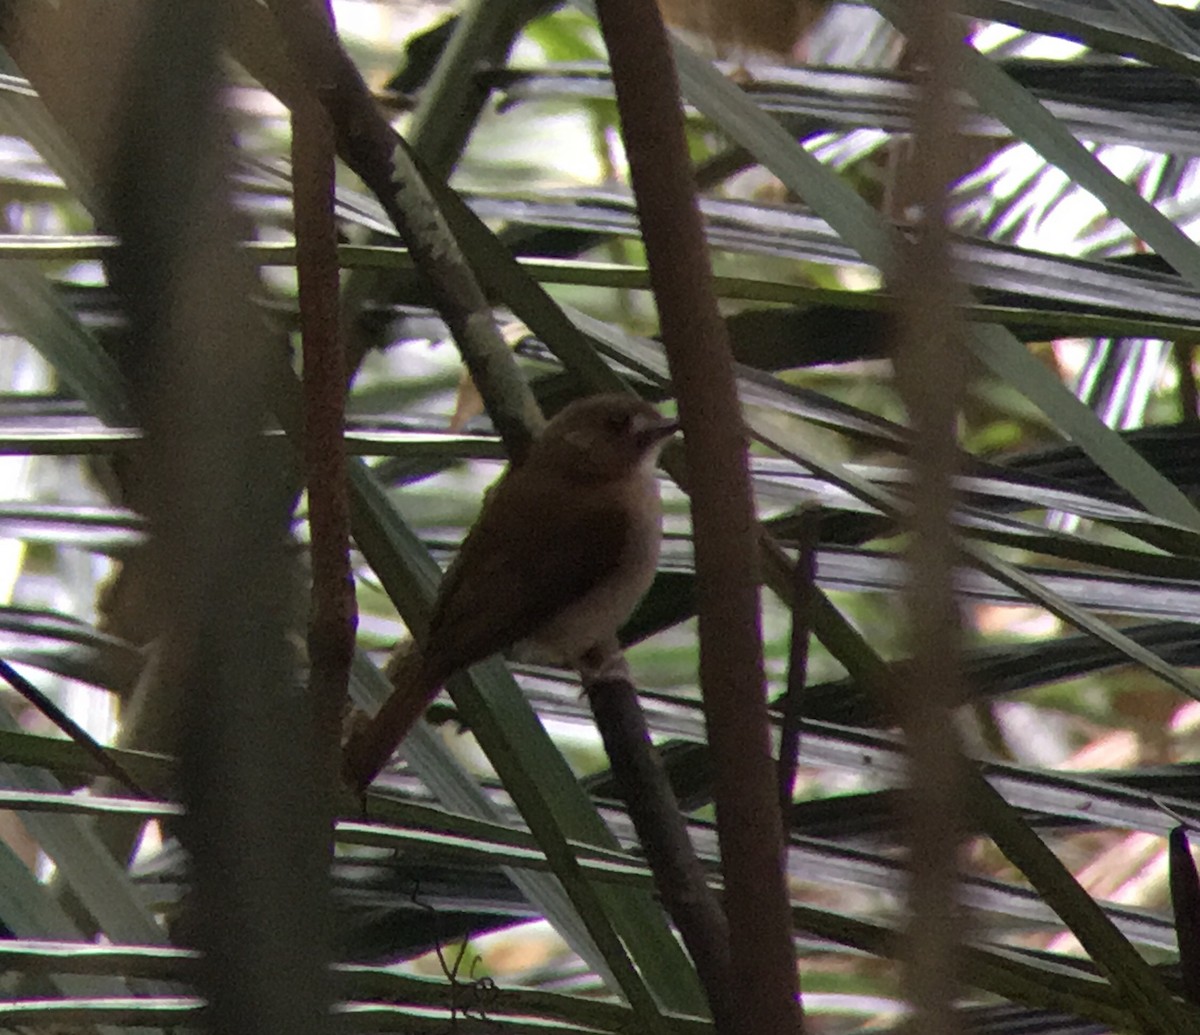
left=593, top=3, right=802, bottom=1032
left=888, top=1, right=970, bottom=1031
left=337, top=1, right=553, bottom=377
left=262, top=0, right=543, bottom=464
left=291, top=0, right=356, bottom=784
left=584, top=668, right=734, bottom=1030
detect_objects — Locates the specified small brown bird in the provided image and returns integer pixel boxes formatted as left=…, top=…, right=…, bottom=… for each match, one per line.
left=344, top=393, right=679, bottom=789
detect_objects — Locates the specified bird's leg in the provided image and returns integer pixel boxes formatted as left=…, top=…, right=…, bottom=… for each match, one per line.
left=577, top=637, right=629, bottom=689
left=339, top=703, right=373, bottom=816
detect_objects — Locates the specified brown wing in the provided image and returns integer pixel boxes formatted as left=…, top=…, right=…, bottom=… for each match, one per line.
left=419, top=470, right=630, bottom=686
left=343, top=475, right=630, bottom=791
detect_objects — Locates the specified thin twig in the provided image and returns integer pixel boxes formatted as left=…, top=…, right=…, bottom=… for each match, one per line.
left=0, top=658, right=147, bottom=797
left=1169, top=825, right=1200, bottom=1006
left=776, top=507, right=819, bottom=817
left=1176, top=342, right=1199, bottom=424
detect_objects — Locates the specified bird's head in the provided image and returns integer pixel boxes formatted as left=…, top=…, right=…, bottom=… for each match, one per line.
left=533, top=394, right=678, bottom=481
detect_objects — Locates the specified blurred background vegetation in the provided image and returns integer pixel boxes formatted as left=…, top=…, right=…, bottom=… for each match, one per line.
left=3, top=1, right=1200, bottom=1032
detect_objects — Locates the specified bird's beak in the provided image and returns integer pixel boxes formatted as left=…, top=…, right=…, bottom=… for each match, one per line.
left=634, top=413, right=680, bottom=450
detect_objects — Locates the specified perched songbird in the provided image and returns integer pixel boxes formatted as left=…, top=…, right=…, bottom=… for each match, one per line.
left=343, top=393, right=679, bottom=789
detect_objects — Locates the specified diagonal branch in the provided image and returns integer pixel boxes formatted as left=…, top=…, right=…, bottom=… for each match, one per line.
left=263, top=0, right=543, bottom=464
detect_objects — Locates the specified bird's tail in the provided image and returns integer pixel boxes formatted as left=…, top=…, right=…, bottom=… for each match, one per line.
left=341, top=642, right=437, bottom=791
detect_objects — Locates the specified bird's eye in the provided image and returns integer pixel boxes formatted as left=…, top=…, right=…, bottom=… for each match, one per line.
left=607, top=412, right=632, bottom=434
